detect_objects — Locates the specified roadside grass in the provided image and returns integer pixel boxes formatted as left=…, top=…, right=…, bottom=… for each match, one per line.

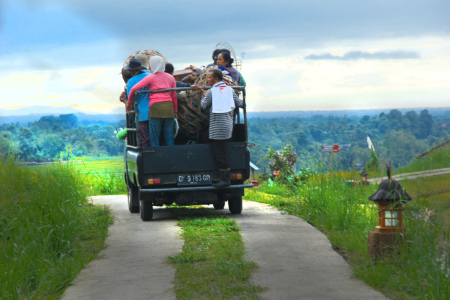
left=0, top=158, right=113, bottom=299
left=395, top=147, right=450, bottom=174
left=246, top=171, right=450, bottom=299
left=83, top=172, right=127, bottom=196
left=75, top=156, right=127, bottom=196
left=167, top=207, right=264, bottom=299
left=30, top=156, right=127, bottom=196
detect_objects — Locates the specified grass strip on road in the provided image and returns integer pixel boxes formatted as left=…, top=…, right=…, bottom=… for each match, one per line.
left=168, top=207, right=263, bottom=299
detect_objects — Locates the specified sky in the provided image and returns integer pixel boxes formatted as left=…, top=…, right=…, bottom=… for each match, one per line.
left=0, top=0, right=449, bottom=114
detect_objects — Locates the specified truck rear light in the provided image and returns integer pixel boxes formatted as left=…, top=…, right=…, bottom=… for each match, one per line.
left=148, top=178, right=161, bottom=185
left=229, top=173, right=242, bottom=180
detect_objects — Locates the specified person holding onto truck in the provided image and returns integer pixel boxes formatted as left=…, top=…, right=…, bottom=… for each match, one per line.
left=119, top=68, right=133, bottom=104
left=192, top=69, right=244, bottom=187
left=216, top=51, right=246, bottom=86
left=124, top=58, right=151, bottom=147
left=127, top=56, right=178, bottom=147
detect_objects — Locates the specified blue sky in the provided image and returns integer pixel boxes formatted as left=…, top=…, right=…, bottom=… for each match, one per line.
left=1, top=0, right=449, bottom=113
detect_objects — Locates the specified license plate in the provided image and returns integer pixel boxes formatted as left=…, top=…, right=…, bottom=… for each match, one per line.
left=177, top=174, right=211, bottom=186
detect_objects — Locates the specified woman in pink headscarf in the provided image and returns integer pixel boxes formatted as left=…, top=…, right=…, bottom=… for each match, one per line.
left=127, top=56, right=178, bottom=146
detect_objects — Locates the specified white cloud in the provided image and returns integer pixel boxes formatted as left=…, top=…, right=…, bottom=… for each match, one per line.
left=242, top=38, right=450, bottom=111
left=1, top=37, right=449, bottom=114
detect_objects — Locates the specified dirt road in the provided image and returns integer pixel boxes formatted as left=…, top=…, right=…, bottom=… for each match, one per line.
left=369, top=167, right=450, bottom=182
left=62, top=196, right=386, bottom=300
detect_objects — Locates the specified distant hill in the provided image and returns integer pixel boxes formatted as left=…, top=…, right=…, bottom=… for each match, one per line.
left=0, top=105, right=84, bottom=116
left=0, top=105, right=126, bottom=125
left=247, top=107, right=450, bottom=119
left=1, top=105, right=450, bottom=125
left=0, top=112, right=125, bottom=125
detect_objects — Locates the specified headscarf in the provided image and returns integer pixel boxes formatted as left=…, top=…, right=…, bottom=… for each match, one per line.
left=149, top=56, right=165, bottom=73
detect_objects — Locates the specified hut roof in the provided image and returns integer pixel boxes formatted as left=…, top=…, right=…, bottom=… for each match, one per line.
left=368, top=179, right=412, bottom=202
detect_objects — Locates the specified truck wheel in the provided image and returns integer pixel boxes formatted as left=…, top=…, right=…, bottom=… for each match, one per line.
left=213, top=201, right=226, bottom=210
left=140, top=200, right=153, bottom=221
left=228, top=196, right=242, bottom=214
left=127, top=184, right=139, bottom=213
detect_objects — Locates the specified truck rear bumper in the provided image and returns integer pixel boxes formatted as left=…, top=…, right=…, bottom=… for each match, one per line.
left=140, top=184, right=253, bottom=193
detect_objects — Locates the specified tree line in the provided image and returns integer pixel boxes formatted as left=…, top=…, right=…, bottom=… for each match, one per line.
left=248, top=109, right=450, bottom=172
left=0, top=109, right=449, bottom=171
left=0, top=114, right=125, bottom=162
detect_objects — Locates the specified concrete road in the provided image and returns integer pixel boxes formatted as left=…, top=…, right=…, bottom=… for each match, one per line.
left=226, top=201, right=386, bottom=300
left=61, top=195, right=183, bottom=300
left=62, top=196, right=387, bottom=300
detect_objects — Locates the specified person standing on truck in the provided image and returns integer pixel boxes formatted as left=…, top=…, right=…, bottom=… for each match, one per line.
left=164, top=63, right=191, bottom=88
left=124, top=58, right=151, bottom=147
left=127, top=56, right=178, bottom=147
left=119, top=68, right=133, bottom=104
left=134, top=53, right=152, bottom=74
left=216, top=51, right=246, bottom=86
left=192, top=69, right=244, bottom=187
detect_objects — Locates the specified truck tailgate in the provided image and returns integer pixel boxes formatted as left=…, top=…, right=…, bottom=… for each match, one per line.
left=131, top=143, right=248, bottom=175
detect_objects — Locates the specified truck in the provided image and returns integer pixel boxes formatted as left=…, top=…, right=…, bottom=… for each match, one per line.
left=124, top=86, right=252, bottom=221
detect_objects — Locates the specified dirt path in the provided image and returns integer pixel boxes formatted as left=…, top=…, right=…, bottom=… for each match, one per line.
left=61, top=196, right=183, bottom=300
left=62, top=196, right=387, bottom=299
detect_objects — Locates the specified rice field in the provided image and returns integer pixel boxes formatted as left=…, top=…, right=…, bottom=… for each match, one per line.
left=69, top=156, right=125, bottom=176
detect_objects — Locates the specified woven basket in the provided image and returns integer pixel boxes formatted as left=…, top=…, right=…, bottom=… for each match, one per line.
left=123, top=50, right=167, bottom=68
left=176, top=70, right=239, bottom=142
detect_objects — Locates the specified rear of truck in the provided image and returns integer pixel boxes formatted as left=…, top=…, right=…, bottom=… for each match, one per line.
left=124, top=86, right=252, bottom=221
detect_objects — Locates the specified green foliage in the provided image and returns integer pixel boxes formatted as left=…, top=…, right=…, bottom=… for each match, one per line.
left=0, top=114, right=124, bottom=162
left=168, top=207, right=263, bottom=299
left=365, top=149, right=380, bottom=172
left=247, top=109, right=450, bottom=173
left=266, top=143, right=298, bottom=184
left=84, top=172, right=127, bottom=196
left=0, top=158, right=113, bottom=299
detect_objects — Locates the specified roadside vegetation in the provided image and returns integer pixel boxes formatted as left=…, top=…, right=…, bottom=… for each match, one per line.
left=0, top=157, right=113, bottom=299
left=168, top=207, right=263, bottom=299
left=74, top=156, right=127, bottom=196
left=33, top=156, right=127, bottom=196
left=247, top=157, right=450, bottom=299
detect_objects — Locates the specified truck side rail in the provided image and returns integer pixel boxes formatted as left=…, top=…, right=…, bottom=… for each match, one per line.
left=126, top=86, right=247, bottom=149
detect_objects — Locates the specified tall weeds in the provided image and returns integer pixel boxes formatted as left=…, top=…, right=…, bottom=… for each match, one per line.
left=0, top=158, right=113, bottom=299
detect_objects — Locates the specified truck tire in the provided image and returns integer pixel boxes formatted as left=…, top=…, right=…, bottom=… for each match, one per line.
left=140, top=200, right=153, bottom=221
left=228, top=196, right=242, bottom=214
left=213, top=201, right=226, bottom=210
left=127, top=184, right=139, bottom=213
